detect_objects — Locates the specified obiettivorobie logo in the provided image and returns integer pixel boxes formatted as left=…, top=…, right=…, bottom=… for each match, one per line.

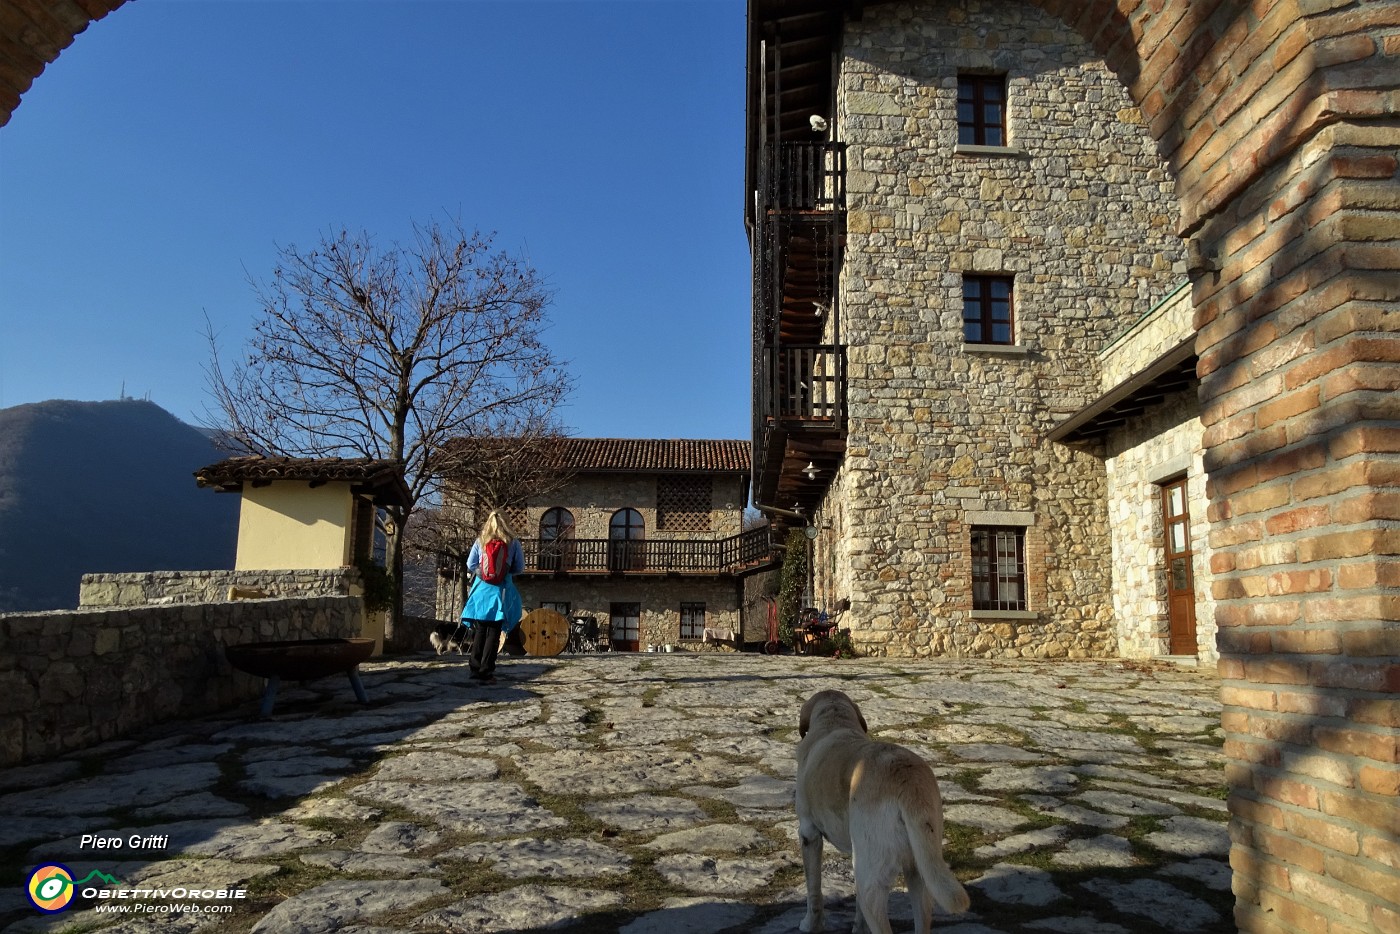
left=25, top=863, right=247, bottom=917
left=26, top=864, right=120, bottom=913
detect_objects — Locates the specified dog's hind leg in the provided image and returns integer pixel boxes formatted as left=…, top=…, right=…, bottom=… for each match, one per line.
left=851, top=817, right=899, bottom=934
left=906, top=867, right=935, bottom=934
left=852, top=860, right=894, bottom=934
left=798, top=825, right=826, bottom=933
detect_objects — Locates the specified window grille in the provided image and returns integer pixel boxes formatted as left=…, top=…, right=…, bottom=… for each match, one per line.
left=657, top=476, right=713, bottom=532
left=680, top=603, right=706, bottom=640
left=971, top=526, right=1027, bottom=611
left=471, top=499, right=529, bottom=539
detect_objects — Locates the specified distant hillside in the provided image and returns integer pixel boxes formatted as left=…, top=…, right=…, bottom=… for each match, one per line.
left=0, top=399, right=239, bottom=612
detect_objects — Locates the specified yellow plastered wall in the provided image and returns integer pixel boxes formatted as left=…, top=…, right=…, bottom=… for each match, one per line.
left=234, top=481, right=355, bottom=570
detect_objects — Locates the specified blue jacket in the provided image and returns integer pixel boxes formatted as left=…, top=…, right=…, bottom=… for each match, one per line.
left=461, top=538, right=525, bottom=630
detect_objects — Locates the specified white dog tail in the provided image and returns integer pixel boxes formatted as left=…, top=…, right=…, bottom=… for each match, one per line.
left=904, top=803, right=970, bottom=914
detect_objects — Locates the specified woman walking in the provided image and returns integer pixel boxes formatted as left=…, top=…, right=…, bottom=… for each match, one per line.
left=461, top=511, right=525, bottom=683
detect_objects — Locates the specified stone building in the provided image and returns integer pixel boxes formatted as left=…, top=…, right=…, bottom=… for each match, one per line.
left=437, top=439, right=770, bottom=651
left=747, top=0, right=1208, bottom=661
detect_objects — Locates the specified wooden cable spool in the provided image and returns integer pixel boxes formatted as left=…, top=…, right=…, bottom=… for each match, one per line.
left=519, top=607, right=569, bottom=657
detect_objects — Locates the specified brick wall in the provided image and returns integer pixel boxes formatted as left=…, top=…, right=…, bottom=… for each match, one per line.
left=1111, top=2, right=1400, bottom=930
left=1199, top=124, right=1400, bottom=934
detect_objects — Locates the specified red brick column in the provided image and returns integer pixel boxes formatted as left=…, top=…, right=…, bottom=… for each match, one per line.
left=1029, top=0, right=1399, bottom=928
left=1188, top=8, right=1400, bottom=931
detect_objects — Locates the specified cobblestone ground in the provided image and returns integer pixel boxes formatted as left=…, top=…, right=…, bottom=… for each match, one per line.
left=1, top=653, right=1234, bottom=933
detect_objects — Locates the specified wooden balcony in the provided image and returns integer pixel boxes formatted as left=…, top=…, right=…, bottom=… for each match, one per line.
left=763, top=141, right=846, bottom=214
left=751, top=142, right=848, bottom=516
left=770, top=343, right=843, bottom=423
left=516, top=527, right=778, bottom=577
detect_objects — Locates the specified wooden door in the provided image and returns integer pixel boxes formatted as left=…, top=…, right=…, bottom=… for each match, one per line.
left=1160, top=477, right=1197, bottom=655
left=610, top=602, right=641, bottom=652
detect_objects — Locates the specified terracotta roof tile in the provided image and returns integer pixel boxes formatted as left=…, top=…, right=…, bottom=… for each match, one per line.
left=445, top=438, right=750, bottom=474
left=195, top=456, right=411, bottom=507
left=555, top=438, right=751, bottom=474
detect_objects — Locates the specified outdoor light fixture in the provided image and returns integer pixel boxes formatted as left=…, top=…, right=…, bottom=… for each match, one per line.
left=813, top=301, right=828, bottom=316
left=803, top=462, right=819, bottom=480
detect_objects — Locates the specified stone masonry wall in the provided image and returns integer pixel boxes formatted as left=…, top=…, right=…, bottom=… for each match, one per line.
left=828, top=0, right=1186, bottom=658
left=1100, top=281, right=1194, bottom=390
left=521, top=577, right=742, bottom=652
left=0, top=597, right=363, bottom=766
left=514, top=475, right=748, bottom=540
left=79, top=568, right=364, bottom=608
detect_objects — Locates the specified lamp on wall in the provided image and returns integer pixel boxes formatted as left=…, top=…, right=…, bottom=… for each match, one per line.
left=802, top=462, right=819, bottom=481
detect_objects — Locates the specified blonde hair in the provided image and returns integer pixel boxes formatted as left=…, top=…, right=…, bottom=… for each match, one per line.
left=478, top=510, right=515, bottom=546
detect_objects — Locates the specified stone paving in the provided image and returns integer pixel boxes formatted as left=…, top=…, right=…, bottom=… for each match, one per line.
left=1, top=652, right=1235, bottom=933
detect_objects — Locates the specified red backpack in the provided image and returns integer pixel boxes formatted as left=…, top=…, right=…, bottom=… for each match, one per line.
left=479, top=539, right=509, bottom=585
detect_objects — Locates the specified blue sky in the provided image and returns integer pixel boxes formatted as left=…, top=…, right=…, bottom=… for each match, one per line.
left=0, top=0, right=751, bottom=441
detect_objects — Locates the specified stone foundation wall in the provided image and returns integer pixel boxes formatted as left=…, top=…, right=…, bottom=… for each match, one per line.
left=79, top=568, right=363, bottom=607
left=0, top=597, right=363, bottom=766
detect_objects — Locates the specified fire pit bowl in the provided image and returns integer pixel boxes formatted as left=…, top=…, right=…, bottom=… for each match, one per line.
left=225, top=638, right=375, bottom=716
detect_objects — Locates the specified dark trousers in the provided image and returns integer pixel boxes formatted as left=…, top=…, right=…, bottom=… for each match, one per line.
left=468, top=619, right=502, bottom=678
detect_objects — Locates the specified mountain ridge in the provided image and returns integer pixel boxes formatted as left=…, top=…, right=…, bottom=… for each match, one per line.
left=0, top=399, right=239, bottom=612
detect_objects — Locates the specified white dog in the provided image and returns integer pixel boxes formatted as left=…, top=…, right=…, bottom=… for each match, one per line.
left=797, top=690, right=970, bottom=933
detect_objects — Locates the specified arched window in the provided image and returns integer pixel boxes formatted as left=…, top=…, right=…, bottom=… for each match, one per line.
left=609, top=508, right=645, bottom=571
left=538, top=508, right=575, bottom=571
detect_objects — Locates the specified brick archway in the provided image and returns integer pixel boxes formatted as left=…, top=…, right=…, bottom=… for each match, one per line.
left=3, top=2, right=1396, bottom=930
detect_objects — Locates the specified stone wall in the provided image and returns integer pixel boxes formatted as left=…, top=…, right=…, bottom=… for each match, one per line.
left=79, top=568, right=364, bottom=608
left=1099, top=282, right=1194, bottom=390
left=823, top=0, right=1185, bottom=658
left=0, top=596, right=363, bottom=766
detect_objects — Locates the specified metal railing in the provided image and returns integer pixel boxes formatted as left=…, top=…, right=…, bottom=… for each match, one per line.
left=519, top=527, right=777, bottom=575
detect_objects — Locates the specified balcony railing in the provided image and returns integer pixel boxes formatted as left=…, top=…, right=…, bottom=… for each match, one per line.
left=518, top=527, right=777, bottom=575
left=763, top=141, right=846, bottom=212
left=759, top=343, right=845, bottom=423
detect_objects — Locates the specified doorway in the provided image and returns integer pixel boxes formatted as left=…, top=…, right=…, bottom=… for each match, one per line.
left=1159, top=476, right=1197, bottom=655
left=610, top=602, right=641, bottom=652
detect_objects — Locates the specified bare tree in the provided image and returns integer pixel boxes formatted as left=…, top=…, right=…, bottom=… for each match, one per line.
left=205, top=220, right=571, bottom=636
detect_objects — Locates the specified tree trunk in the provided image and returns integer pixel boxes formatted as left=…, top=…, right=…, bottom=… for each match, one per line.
left=386, top=518, right=405, bottom=643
